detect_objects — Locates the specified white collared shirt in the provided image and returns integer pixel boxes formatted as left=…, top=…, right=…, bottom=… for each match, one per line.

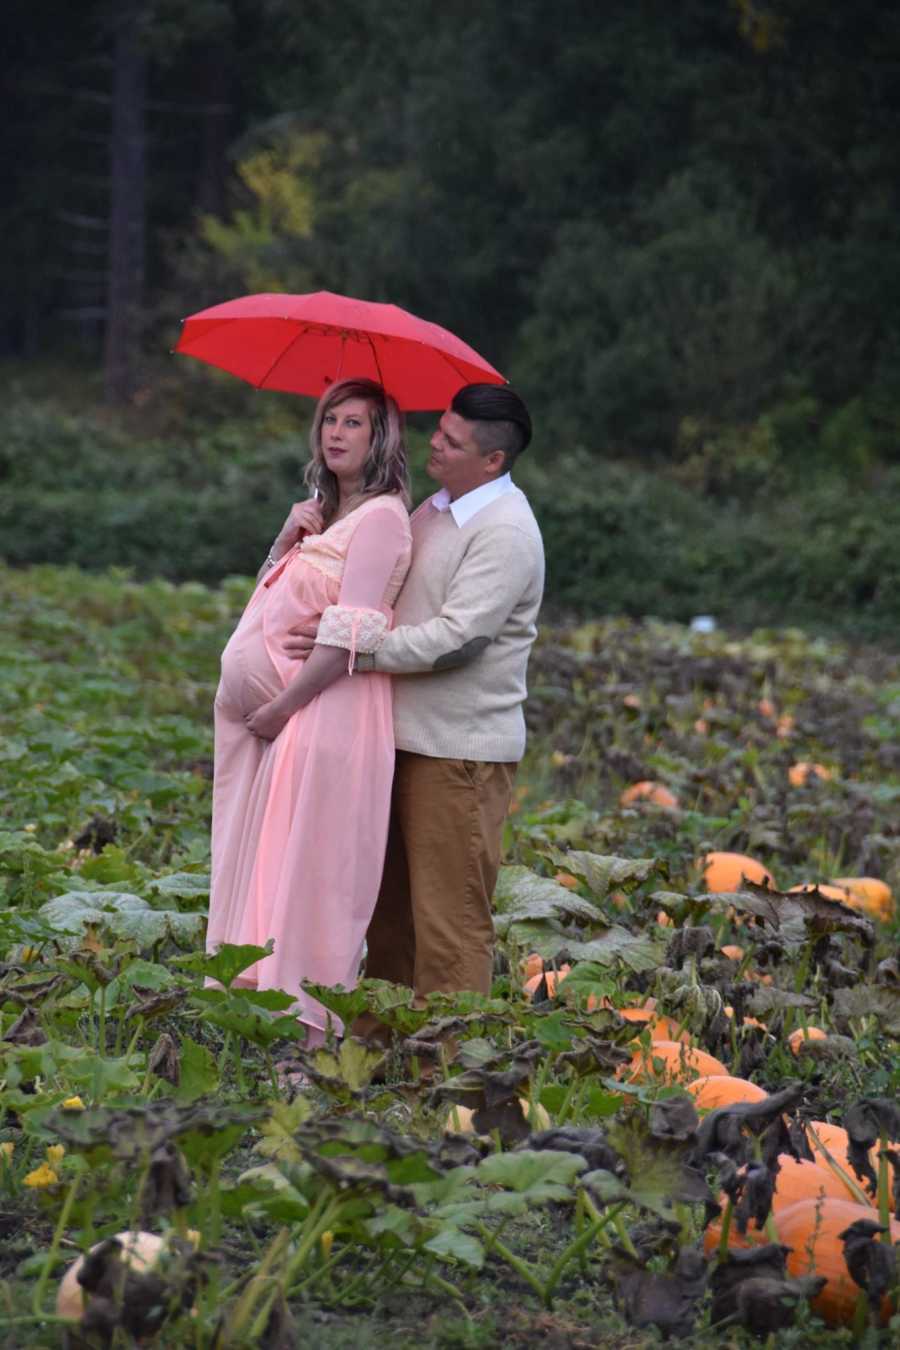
left=430, top=473, right=516, bottom=527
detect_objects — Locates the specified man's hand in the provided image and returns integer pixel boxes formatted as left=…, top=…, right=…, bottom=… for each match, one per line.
left=245, top=696, right=291, bottom=741
left=283, top=618, right=318, bottom=660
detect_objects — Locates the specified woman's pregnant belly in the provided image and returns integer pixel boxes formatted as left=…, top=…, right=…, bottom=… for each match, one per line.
left=216, top=555, right=340, bottom=720
left=217, top=603, right=283, bottom=719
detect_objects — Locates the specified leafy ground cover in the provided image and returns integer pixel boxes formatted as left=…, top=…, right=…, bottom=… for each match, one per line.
left=0, top=561, right=898, bottom=1347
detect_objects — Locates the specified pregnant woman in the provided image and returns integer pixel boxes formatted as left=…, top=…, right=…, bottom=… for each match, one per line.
left=207, top=378, right=412, bottom=1047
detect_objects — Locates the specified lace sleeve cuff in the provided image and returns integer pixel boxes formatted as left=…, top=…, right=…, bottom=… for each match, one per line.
left=315, top=605, right=388, bottom=674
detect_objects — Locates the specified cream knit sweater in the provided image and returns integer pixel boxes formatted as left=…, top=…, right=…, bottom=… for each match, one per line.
left=374, top=487, right=544, bottom=762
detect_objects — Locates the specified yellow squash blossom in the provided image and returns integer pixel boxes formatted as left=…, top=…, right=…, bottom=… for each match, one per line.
left=0, top=1142, right=14, bottom=1164
left=24, top=1163, right=59, bottom=1188
left=46, top=1145, right=66, bottom=1167
left=61, top=1097, right=85, bottom=1111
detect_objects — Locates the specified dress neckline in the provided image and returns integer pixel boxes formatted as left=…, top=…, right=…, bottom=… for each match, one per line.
left=316, top=492, right=405, bottom=538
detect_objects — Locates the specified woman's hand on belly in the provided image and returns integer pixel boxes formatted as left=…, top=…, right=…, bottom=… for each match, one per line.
left=245, top=693, right=292, bottom=741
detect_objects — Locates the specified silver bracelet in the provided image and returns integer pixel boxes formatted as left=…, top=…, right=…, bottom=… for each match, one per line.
left=265, top=550, right=278, bottom=570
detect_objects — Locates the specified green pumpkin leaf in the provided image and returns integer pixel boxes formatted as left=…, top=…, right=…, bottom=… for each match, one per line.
left=173, top=941, right=272, bottom=988
left=475, top=1149, right=584, bottom=1200
left=175, top=1035, right=220, bottom=1104
left=423, top=1226, right=485, bottom=1268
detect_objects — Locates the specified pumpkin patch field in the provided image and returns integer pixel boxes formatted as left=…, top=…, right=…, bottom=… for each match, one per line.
left=1, top=563, right=898, bottom=1348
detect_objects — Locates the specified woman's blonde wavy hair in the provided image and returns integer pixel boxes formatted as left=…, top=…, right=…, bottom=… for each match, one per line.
left=304, top=379, right=410, bottom=523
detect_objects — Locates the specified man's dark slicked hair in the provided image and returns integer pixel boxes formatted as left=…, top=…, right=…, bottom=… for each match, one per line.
left=450, top=383, right=532, bottom=471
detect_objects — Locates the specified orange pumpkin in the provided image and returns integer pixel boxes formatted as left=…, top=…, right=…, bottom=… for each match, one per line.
left=686, top=1074, right=767, bottom=1110
left=722, top=1006, right=768, bottom=1030
left=656, top=910, right=675, bottom=927
left=771, top=1157, right=863, bottom=1214
left=702, top=1159, right=869, bottom=1258
left=701, top=852, right=775, bottom=892
left=523, top=964, right=570, bottom=999
left=553, top=871, right=580, bottom=890
left=831, top=876, right=894, bottom=924
left=788, top=761, right=833, bottom=787
left=719, top=944, right=745, bottom=961
left=620, top=780, right=679, bottom=811
left=777, top=1198, right=900, bottom=1326
left=806, top=1121, right=878, bottom=1198
left=625, top=1040, right=728, bottom=1085
left=787, top=1026, right=827, bottom=1055
left=616, top=1006, right=692, bottom=1045
left=520, top=952, right=544, bottom=982
left=789, top=882, right=852, bottom=903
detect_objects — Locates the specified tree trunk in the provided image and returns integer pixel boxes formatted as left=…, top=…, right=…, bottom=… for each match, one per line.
left=104, top=2, right=146, bottom=404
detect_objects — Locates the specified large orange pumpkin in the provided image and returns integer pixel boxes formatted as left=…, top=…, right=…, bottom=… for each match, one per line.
left=789, top=882, right=852, bottom=903
left=831, top=876, right=894, bottom=924
left=616, top=1006, right=692, bottom=1045
left=777, top=1198, right=900, bottom=1326
left=806, top=1122, right=877, bottom=1201
left=685, top=1074, right=767, bottom=1110
left=787, top=1026, right=828, bottom=1055
left=771, top=1157, right=864, bottom=1213
left=702, top=1159, right=872, bottom=1259
left=625, top=1040, right=728, bottom=1084
left=700, top=852, right=775, bottom=892
left=620, top=780, right=679, bottom=810
left=523, top=965, right=570, bottom=999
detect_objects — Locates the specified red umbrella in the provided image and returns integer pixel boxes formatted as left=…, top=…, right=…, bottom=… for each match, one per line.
left=174, top=290, right=506, bottom=411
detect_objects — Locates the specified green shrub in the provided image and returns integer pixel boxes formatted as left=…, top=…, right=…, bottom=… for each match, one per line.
left=2, top=397, right=897, bottom=641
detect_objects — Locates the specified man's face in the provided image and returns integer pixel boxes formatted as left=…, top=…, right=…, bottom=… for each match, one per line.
left=427, top=409, right=504, bottom=501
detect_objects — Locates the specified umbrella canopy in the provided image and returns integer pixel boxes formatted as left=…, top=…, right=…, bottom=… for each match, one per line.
left=174, top=291, right=506, bottom=412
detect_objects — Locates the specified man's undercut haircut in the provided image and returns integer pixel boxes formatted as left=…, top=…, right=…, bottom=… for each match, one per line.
left=451, top=383, right=532, bottom=472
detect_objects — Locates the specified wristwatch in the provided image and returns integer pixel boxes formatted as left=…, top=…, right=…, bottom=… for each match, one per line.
left=354, top=652, right=377, bottom=673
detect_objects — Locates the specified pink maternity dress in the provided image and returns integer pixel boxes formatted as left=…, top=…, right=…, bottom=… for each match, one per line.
left=207, top=493, right=412, bottom=1044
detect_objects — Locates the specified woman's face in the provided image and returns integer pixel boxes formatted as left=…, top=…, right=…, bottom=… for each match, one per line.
left=320, top=398, right=374, bottom=487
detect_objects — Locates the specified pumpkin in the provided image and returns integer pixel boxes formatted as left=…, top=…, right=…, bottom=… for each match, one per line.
left=700, top=851, right=775, bottom=892
left=722, top=1006, right=768, bottom=1030
left=777, top=1198, right=900, bottom=1326
left=616, top=1006, right=692, bottom=1045
left=656, top=910, right=675, bottom=927
left=787, top=1026, right=827, bottom=1056
left=789, top=882, right=853, bottom=903
left=702, top=1158, right=868, bottom=1258
left=619, top=780, right=679, bottom=810
left=523, top=964, right=570, bottom=999
left=520, top=952, right=543, bottom=982
left=788, top=761, right=833, bottom=787
left=57, top=1231, right=180, bottom=1321
left=445, top=1099, right=550, bottom=1135
left=806, top=1121, right=878, bottom=1198
left=553, top=871, right=579, bottom=889
left=771, top=1157, right=864, bottom=1214
left=686, top=1074, right=767, bottom=1110
left=625, top=1040, right=728, bottom=1085
left=831, top=876, right=894, bottom=924
left=719, top=944, right=745, bottom=961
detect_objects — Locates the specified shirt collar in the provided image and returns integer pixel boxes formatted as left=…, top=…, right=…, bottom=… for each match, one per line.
left=431, top=473, right=514, bottom=527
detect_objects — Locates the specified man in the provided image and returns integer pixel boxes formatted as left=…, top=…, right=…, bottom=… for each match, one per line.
left=289, top=382, right=544, bottom=1004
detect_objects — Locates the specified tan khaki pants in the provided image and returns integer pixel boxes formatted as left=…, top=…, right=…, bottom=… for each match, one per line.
left=364, top=751, right=516, bottom=999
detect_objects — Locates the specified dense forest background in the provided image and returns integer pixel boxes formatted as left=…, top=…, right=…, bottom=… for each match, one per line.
left=2, top=0, right=899, bottom=635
